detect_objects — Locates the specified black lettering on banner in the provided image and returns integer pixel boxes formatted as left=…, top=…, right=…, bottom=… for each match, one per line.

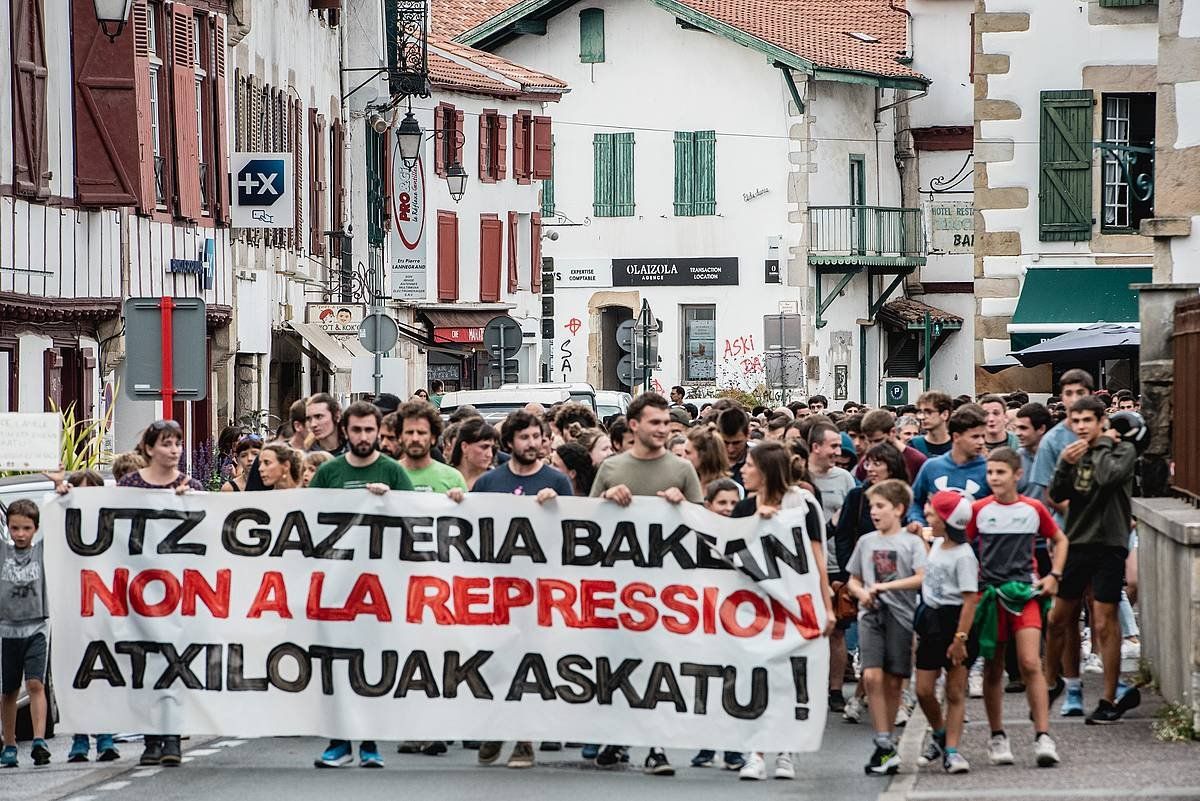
left=604, top=521, right=647, bottom=567
left=648, top=524, right=696, bottom=569
left=350, top=650, right=398, bottom=697
left=497, top=518, right=546, bottom=563
left=222, top=509, right=272, bottom=556
left=310, top=513, right=359, bottom=560
left=595, top=657, right=643, bottom=707
left=679, top=662, right=723, bottom=715
left=790, top=655, right=809, bottom=720
left=555, top=655, right=596, bottom=703
left=114, top=641, right=159, bottom=688
left=763, top=529, right=809, bottom=578
left=636, top=661, right=686, bottom=712
left=505, top=652, right=555, bottom=701
left=227, top=643, right=269, bottom=691
left=393, top=650, right=440, bottom=697
left=721, top=666, right=767, bottom=719
left=73, top=641, right=125, bottom=688
left=309, top=645, right=360, bottom=695
left=442, top=650, right=493, bottom=699
left=269, top=511, right=316, bottom=557
left=123, top=509, right=205, bottom=555
left=561, top=520, right=603, bottom=567
left=157, top=512, right=207, bottom=555
left=694, top=532, right=732, bottom=571
left=478, top=517, right=495, bottom=563
left=721, top=538, right=767, bottom=581
left=399, top=517, right=437, bottom=562
left=206, top=643, right=223, bottom=690
left=153, top=642, right=207, bottom=690
left=436, top=517, right=477, bottom=562
left=64, top=508, right=106, bottom=555
left=266, top=642, right=312, bottom=692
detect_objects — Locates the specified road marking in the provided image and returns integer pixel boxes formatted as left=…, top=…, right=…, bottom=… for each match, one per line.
left=907, top=789, right=1200, bottom=800
left=214, top=739, right=247, bottom=747
left=62, top=796, right=96, bottom=801
left=185, top=748, right=219, bottom=756
left=878, top=703, right=927, bottom=801
left=97, top=781, right=131, bottom=791
left=130, top=768, right=162, bottom=778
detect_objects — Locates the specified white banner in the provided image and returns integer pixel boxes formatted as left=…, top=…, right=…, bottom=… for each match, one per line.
left=390, top=151, right=427, bottom=301
left=0, top=412, right=61, bottom=470
left=44, top=488, right=828, bottom=751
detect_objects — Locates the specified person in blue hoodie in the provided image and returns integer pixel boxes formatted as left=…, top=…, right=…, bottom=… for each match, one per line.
left=906, top=405, right=991, bottom=529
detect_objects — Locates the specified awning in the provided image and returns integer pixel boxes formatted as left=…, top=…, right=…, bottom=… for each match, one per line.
left=1008, top=266, right=1151, bottom=351
left=284, top=321, right=360, bottom=372
left=878, top=298, right=964, bottom=332
left=418, top=305, right=514, bottom=346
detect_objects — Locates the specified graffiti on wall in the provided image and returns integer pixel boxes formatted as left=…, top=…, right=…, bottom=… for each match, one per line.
left=715, top=333, right=766, bottom=391
left=558, top=316, right=582, bottom=383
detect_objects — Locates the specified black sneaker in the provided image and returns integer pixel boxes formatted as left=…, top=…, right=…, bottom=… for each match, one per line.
left=595, top=745, right=628, bottom=767
left=539, top=742, right=562, bottom=751
left=139, top=737, right=164, bottom=766
left=160, top=736, right=182, bottom=766
left=1005, top=679, right=1026, bottom=694
left=422, top=741, right=448, bottom=756
left=1085, top=698, right=1123, bottom=725
left=828, top=690, right=847, bottom=714
left=917, top=733, right=945, bottom=767
left=1048, top=676, right=1066, bottom=705
left=31, top=740, right=51, bottom=766
left=643, top=748, right=675, bottom=776
left=1116, top=685, right=1142, bottom=715
left=864, top=745, right=900, bottom=775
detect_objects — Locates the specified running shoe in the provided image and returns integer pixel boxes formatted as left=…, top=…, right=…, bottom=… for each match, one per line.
left=1121, top=638, right=1141, bottom=660
left=594, top=745, right=628, bottom=767
left=1117, top=683, right=1142, bottom=714
left=507, top=742, right=534, bottom=769
left=31, top=739, right=51, bottom=767
left=0, top=745, right=16, bottom=768
left=1060, top=684, right=1084, bottom=717
left=96, top=734, right=120, bottom=762
left=314, top=740, right=353, bottom=768
left=1085, top=699, right=1123, bottom=725
left=422, top=741, right=447, bottom=756
left=478, top=742, right=503, bottom=765
left=774, top=752, right=795, bottom=780
left=917, top=732, right=945, bottom=767
left=943, top=750, right=970, bottom=774
left=1083, top=653, right=1104, bottom=674
left=690, top=749, right=715, bottom=767
left=828, top=690, right=846, bottom=714
left=643, top=748, right=674, bottom=776
left=843, top=695, right=865, bottom=723
left=864, top=745, right=900, bottom=776
left=1034, top=733, right=1060, bottom=767
left=894, top=699, right=913, bottom=727
left=580, top=744, right=600, bottom=760
left=987, top=734, right=1014, bottom=766
left=722, top=751, right=745, bottom=770
left=68, top=735, right=91, bottom=763
left=359, top=742, right=384, bottom=768
left=739, top=752, right=766, bottom=780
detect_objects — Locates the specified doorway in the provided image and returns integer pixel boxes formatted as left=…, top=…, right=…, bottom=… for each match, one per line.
left=599, top=306, right=633, bottom=391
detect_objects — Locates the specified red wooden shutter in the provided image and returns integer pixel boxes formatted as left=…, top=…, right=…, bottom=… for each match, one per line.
left=480, top=215, right=502, bottom=302
left=437, top=210, right=459, bottom=301
left=506, top=211, right=519, bottom=293
left=532, top=116, right=553, bottom=180
left=454, top=109, right=465, bottom=167
left=310, top=0, right=340, bottom=7
left=314, top=114, right=327, bottom=255
left=331, top=116, right=344, bottom=256
left=531, top=212, right=542, bottom=293
left=171, top=3, right=201, bottom=219
left=512, top=112, right=528, bottom=184
left=130, top=2, right=157, bottom=214
left=495, top=114, right=508, bottom=180
left=11, top=0, right=50, bottom=198
left=478, top=111, right=492, bottom=182
left=212, top=15, right=230, bottom=223
left=72, top=0, right=141, bottom=206
left=434, top=103, right=447, bottom=177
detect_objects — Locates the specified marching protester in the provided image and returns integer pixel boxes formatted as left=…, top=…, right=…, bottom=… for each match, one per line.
left=979, top=395, right=1020, bottom=453
left=551, top=442, right=596, bottom=497
left=911, top=391, right=954, bottom=457
left=220, top=435, right=262, bottom=492
left=304, top=393, right=348, bottom=456
left=395, top=401, right=467, bottom=493
left=302, top=451, right=332, bottom=487
left=684, top=426, right=732, bottom=488
left=450, top=418, right=499, bottom=489
left=257, top=443, right=302, bottom=490
left=907, top=406, right=991, bottom=529
left=574, top=428, right=614, bottom=466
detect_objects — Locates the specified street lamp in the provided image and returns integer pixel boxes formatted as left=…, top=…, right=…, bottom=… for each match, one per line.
left=446, top=162, right=468, bottom=203
left=396, top=111, right=423, bottom=170
left=94, top=0, right=134, bottom=41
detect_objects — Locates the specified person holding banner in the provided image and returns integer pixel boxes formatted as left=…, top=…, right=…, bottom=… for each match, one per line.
left=590, top=392, right=703, bottom=777
left=257, top=444, right=302, bottom=490
left=308, top=401, right=413, bottom=769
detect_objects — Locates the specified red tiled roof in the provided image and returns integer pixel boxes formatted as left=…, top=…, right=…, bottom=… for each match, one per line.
left=427, top=35, right=567, bottom=98
left=433, top=0, right=926, bottom=83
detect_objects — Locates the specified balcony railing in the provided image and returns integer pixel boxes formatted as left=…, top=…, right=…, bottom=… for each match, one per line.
left=153, top=156, right=166, bottom=207
left=808, top=205, right=926, bottom=260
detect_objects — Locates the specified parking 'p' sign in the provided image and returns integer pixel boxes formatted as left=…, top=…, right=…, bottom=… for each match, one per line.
left=231, top=152, right=294, bottom=228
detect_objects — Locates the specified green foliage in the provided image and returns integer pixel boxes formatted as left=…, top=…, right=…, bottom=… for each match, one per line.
left=1153, top=702, right=1198, bottom=743
left=716, top=384, right=772, bottom=409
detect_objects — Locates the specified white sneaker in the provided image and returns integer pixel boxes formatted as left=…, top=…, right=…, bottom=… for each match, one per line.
left=843, top=695, right=865, bottom=723
left=739, top=752, right=766, bottom=781
left=894, top=702, right=911, bottom=727
left=968, top=668, right=984, bottom=698
left=1121, top=638, right=1141, bottom=660
left=1083, top=653, right=1104, bottom=674
left=988, top=734, right=1014, bottom=766
left=1034, top=733, right=1060, bottom=767
left=773, top=752, right=795, bottom=780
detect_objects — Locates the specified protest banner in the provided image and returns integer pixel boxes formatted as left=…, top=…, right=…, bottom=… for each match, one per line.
left=43, top=487, right=829, bottom=751
left=0, top=412, right=61, bottom=471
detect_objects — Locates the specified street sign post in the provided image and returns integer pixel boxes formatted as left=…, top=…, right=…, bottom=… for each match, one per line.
left=484, top=315, right=522, bottom=385
left=633, top=300, right=658, bottom=392
left=358, top=312, right=400, bottom=398
left=124, top=297, right=208, bottom=419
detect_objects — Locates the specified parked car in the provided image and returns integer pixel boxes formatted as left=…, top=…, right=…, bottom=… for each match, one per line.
left=499, top=382, right=597, bottom=411
left=595, top=391, right=631, bottom=422
left=439, top=388, right=573, bottom=423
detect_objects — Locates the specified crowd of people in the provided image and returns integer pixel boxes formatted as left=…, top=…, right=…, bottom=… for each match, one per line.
left=0, top=374, right=1149, bottom=780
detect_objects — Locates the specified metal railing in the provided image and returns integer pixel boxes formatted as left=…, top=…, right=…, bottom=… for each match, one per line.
left=153, top=156, right=167, bottom=207
left=808, top=205, right=926, bottom=258
left=199, top=161, right=210, bottom=210
left=1174, top=296, right=1200, bottom=501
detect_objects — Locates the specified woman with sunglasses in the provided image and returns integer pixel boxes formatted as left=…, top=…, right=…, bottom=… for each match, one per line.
left=449, top=418, right=499, bottom=490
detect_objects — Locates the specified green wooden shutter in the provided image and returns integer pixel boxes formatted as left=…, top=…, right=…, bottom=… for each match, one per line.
left=673, top=131, right=695, bottom=216
left=580, top=9, right=604, bottom=63
left=1039, top=90, right=1094, bottom=242
left=1098, top=0, right=1153, bottom=7
left=694, top=130, right=716, bottom=216
left=541, top=136, right=555, bottom=216
left=593, top=133, right=614, bottom=216
left=613, top=131, right=635, bottom=216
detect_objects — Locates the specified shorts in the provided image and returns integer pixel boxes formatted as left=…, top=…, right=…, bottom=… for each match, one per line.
left=995, top=598, right=1043, bottom=643
left=859, top=606, right=914, bottom=678
left=1059, top=545, right=1128, bottom=604
left=1, top=631, right=47, bottom=694
left=915, top=604, right=978, bottom=672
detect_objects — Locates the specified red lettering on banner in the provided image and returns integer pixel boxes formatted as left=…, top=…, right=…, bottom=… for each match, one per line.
left=306, top=572, right=393, bottom=622
left=579, top=579, right=619, bottom=629
left=493, top=576, right=534, bottom=624
left=617, top=582, right=659, bottom=631
left=702, top=586, right=719, bottom=634
left=406, top=575, right=454, bottom=624
left=536, top=578, right=581, bottom=627
left=770, top=595, right=821, bottom=640
left=81, top=568, right=129, bottom=616
left=661, top=584, right=699, bottom=634
left=247, top=571, right=292, bottom=619
left=180, top=569, right=231, bottom=618
left=719, top=590, right=771, bottom=637
left=128, top=569, right=181, bottom=617
left=453, top=576, right=492, bottom=625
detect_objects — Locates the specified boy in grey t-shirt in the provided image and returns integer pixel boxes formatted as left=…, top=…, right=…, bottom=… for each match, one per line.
left=1, top=499, right=50, bottom=768
left=846, top=480, right=926, bottom=777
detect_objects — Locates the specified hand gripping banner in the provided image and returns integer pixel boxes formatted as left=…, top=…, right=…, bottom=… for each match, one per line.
left=43, top=488, right=829, bottom=752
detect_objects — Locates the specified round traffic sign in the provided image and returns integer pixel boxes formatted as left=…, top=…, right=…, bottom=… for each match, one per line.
left=483, top=315, right=522, bottom=359
left=616, top=319, right=636, bottom=352
left=358, top=312, right=399, bottom=354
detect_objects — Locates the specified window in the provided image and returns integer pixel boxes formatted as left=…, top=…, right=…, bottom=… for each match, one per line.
left=1101, top=93, right=1154, bottom=232
left=147, top=6, right=166, bottom=207
left=580, top=9, right=604, bottom=63
left=541, top=136, right=555, bottom=216
left=477, top=109, right=507, bottom=182
left=1039, top=89, right=1094, bottom=242
left=682, top=306, right=716, bottom=383
left=437, top=210, right=460, bottom=301
left=434, top=102, right=463, bottom=178
left=513, top=111, right=533, bottom=184
left=673, top=131, right=716, bottom=216
left=593, top=132, right=634, bottom=217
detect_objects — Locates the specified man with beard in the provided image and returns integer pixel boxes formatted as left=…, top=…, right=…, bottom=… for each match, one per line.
left=394, top=400, right=467, bottom=492
left=307, top=402, right=412, bottom=769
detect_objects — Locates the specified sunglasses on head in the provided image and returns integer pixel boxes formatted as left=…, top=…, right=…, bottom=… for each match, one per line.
left=149, top=419, right=183, bottom=432
left=238, top=435, right=263, bottom=445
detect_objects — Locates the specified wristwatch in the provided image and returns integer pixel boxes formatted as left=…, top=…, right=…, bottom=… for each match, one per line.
left=954, top=631, right=969, bottom=642
left=1049, top=571, right=1063, bottom=580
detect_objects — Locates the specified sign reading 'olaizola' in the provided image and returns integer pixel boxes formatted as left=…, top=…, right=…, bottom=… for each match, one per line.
left=612, top=258, right=739, bottom=287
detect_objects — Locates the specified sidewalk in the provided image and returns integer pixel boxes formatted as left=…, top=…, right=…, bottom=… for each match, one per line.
left=881, top=672, right=1200, bottom=801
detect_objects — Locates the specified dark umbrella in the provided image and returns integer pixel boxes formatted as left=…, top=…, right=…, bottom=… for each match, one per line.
left=981, top=355, right=1021, bottom=374
left=1010, top=323, right=1140, bottom=368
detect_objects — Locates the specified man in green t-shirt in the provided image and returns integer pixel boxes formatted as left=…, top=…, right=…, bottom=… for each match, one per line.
left=395, top=400, right=467, bottom=492
left=308, top=401, right=412, bottom=771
